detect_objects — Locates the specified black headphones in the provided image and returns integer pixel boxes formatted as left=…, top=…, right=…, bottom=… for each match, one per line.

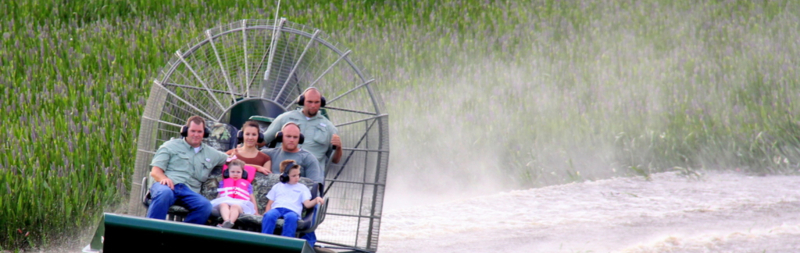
left=280, top=161, right=296, bottom=183
left=237, top=127, right=264, bottom=144
left=180, top=124, right=211, bottom=138
left=223, top=166, right=249, bottom=180
left=274, top=122, right=305, bottom=144
left=297, top=87, right=326, bottom=107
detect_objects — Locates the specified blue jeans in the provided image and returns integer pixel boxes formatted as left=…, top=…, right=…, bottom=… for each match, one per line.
left=261, top=208, right=298, bottom=237
left=300, top=232, right=317, bottom=247
left=146, top=183, right=212, bottom=225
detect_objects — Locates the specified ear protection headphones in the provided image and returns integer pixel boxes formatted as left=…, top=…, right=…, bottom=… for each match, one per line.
left=280, top=161, right=296, bottom=183
left=296, top=87, right=326, bottom=107
left=274, top=122, right=305, bottom=144
left=237, top=126, right=264, bottom=144
left=180, top=123, right=211, bottom=138
left=223, top=167, right=249, bottom=180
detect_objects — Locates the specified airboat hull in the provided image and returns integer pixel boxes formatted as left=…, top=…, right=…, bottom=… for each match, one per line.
left=85, top=213, right=315, bottom=252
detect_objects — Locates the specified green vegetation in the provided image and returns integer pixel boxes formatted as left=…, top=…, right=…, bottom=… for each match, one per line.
left=1, top=0, right=798, bottom=250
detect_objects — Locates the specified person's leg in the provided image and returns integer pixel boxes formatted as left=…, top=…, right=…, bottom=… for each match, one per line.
left=146, top=183, right=175, bottom=220
left=281, top=211, right=299, bottom=237
left=173, top=184, right=212, bottom=224
left=261, top=208, right=281, bottom=234
left=229, top=204, right=241, bottom=222
left=301, top=232, right=317, bottom=247
left=219, top=203, right=230, bottom=222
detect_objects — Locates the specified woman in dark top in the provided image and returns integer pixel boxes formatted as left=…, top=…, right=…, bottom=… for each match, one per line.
left=227, top=121, right=272, bottom=175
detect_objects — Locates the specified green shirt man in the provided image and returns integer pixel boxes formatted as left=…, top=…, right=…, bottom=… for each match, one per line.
left=150, top=137, right=228, bottom=192
left=147, top=116, right=229, bottom=224
left=263, top=88, right=343, bottom=174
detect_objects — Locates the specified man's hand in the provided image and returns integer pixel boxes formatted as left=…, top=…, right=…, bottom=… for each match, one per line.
left=150, top=166, right=174, bottom=189
left=331, top=134, right=341, bottom=149
left=331, top=134, right=343, bottom=164
left=159, top=178, right=175, bottom=190
left=313, top=197, right=324, bottom=205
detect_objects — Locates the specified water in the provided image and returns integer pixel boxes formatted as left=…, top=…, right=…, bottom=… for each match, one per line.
left=378, top=171, right=800, bottom=252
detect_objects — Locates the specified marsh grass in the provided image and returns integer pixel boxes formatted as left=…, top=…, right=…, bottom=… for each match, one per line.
left=1, top=0, right=799, bottom=250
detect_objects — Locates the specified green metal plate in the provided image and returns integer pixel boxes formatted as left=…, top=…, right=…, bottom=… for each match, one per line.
left=96, top=213, right=315, bottom=252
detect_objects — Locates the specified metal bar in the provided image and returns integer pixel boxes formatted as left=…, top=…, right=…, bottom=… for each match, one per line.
left=137, top=149, right=156, bottom=155
left=316, top=241, right=374, bottom=253
left=324, top=119, right=377, bottom=195
left=341, top=148, right=388, bottom=153
left=242, top=20, right=249, bottom=97
left=260, top=18, right=287, bottom=98
left=323, top=106, right=376, bottom=116
left=326, top=79, right=375, bottom=105
left=162, top=99, right=209, bottom=124
left=206, top=30, right=237, bottom=103
left=162, top=82, right=242, bottom=96
left=172, top=25, right=374, bottom=114
left=336, top=114, right=387, bottom=128
left=367, top=109, right=388, bottom=250
left=175, top=50, right=226, bottom=115
left=325, top=179, right=385, bottom=186
left=246, top=39, right=270, bottom=98
left=308, top=50, right=350, bottom=88
left=154, top=80, right=217, bottom=121
left=365, top=122, right=376, bottom=249
left=142, top=116, right=183, bottom=128
left=155, top=109, right=183, bottom=125
left=323, top=213, right=381, bottom=219
left=161, top=99, right=197, bottom=124
left=356, top=120, right=369, bottom=247
left=276, top=29, right=319, bottom=101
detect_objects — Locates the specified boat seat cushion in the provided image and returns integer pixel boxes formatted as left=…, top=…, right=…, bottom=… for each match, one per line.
left=202, top=121, right=238, bottom=152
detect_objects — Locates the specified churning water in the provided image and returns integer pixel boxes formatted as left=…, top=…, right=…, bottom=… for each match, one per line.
left=378, top=171, right=800, bottom=252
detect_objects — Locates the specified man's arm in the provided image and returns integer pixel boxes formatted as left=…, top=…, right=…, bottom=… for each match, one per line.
left=330, top=134, right=343, bottom=164
left=150, top=166, right=174, bottom=189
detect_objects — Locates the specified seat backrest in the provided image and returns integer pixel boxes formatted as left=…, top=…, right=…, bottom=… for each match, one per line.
left=199, top=168, right=318, bottom=211
left=202, top=121, right=238, bottom=152
left=199, top=166, right=224, bottom=201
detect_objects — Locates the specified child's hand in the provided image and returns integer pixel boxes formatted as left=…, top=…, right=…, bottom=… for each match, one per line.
left=315, top=197, right=324, bottom=205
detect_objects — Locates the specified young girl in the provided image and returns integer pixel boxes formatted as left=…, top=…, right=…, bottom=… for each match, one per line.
left=210, top=159, right=258, bottom=228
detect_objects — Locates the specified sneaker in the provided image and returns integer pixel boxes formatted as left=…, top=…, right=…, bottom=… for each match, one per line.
left=222, top=220, right=234, bottom=228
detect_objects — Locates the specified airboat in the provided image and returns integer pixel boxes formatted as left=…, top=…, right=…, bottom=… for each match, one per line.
left=84, top=18, right=389, bottom=253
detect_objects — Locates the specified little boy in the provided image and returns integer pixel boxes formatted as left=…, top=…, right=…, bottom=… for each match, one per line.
left=261, top=160, right=324, bottom=238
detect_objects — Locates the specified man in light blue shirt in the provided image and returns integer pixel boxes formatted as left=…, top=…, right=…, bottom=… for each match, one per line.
left=147, top=116, right=228, bottom=224
left=263, top=87, right=342, bottom=174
